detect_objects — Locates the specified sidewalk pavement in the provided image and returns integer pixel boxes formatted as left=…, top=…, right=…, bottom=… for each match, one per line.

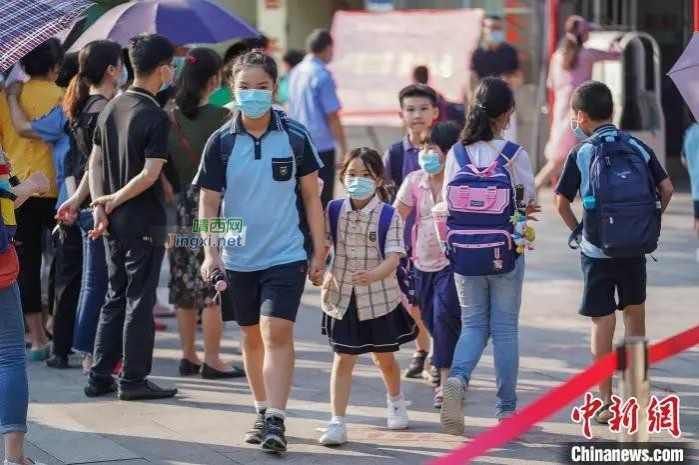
left=5, top=191, right=698, bottom=465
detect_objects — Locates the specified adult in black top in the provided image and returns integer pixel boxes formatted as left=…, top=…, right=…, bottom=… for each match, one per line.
left=57, top=39, right=124, bottom=374
left=467, top=16, right=523, bottom=102
left=85, top=33, right=178, bottom=401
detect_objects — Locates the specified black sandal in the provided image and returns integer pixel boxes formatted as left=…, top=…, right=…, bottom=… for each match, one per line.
left=594, top=402, right=613, bottom=425
left=404, top=350, right=428, bottom=379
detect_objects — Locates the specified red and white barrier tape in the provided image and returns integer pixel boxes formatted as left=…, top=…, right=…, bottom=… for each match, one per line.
left=428, top=325, right=699, bottom=465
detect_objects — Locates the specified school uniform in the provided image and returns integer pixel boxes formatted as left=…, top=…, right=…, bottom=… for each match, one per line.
left=396, top=170, right=460, bottom=369
left=555, top=124, right=669, bottom=317
left=321, top=196, right=418, bottom=354
left=194, top=109, right=323, bottom=326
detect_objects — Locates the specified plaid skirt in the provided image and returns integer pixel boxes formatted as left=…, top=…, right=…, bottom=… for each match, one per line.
left=322, top=292, right=418, bottom=355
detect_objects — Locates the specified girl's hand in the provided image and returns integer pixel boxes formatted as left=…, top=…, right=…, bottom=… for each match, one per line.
left=525, top=201, right=542, bottom=222
left=352, top=269, right=379, bottom=286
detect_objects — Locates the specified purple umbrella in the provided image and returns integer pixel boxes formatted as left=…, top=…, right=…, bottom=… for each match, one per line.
left=69, top=0, right=258, bottom=51
left=0, top=0, right=93, bottom=72
left=669, top=32, right=699, bottom=121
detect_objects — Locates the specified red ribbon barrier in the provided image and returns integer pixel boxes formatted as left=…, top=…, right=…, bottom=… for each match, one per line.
left=428, top=325, right=699, bottom=465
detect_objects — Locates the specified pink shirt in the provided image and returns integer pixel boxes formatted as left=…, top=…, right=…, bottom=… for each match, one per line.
left=544, top=47, right=621, bottom=162
left=397, top=170, right=449, bottom=272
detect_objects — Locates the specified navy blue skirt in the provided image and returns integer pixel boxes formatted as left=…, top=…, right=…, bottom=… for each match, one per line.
left=322, top=293, right=418, bottom=355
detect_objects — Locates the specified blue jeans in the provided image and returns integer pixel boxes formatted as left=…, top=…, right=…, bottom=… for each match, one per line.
left=0, top=283, right=28, bottom=434
left=72, top=209, right=109, bottom=355
left=450, top=257, right=525, bottom=418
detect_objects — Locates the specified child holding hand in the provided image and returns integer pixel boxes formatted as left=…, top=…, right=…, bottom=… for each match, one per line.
left=319, top=148, right=418, bottom=446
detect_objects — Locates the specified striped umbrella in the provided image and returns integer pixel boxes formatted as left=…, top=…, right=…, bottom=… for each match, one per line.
left=0, top=0, right=93, bottom=73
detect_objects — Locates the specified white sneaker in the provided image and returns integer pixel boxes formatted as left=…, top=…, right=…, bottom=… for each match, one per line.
left=386, top=394, right=411, bottom=430
left=440, top=377, right=465, bottom=436
left=319, top=421, right=347, bottom=446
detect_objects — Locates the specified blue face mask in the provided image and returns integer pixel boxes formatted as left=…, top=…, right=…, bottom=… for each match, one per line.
left=116, top=65, right=128, bottom=89
left=419, top=151, right=443, bottom=174
left=488, top=30, right=505, bottom=45
left=571, top=118, right=588, bottom=140
left=345, top=176, right=376, bottom=201
left=235, top=89, right=273, bottom=119
left=159, top=64, right=174, bottom=93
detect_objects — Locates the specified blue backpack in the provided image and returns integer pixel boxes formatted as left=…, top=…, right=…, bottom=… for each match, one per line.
left=582, top=131, right=660, bottom=257
left=445, top=142, right=521, bottom=276
left=327, top=200, right=413, bottom=299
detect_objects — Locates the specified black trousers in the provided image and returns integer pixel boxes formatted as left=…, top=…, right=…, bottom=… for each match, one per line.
left=90, top=234, right=165, bottom=388
left=14, top=197, right=57, bottom=314
left=50, top=223, right=83, bottom=356
left=318, top=149, right=336, bottom=209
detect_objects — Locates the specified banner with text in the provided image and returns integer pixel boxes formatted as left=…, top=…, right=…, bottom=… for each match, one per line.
left=330, top=9, right=484, bottom=126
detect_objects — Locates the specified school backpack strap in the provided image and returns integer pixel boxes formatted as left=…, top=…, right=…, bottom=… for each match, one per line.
left=499, top=141, right=522, bottom=165
left=388, top=142, right=405, bottom=187
left=279, top=112, right=306, bottom=169
left=452, top=142, right=471, bottom=169
left=327, top=199, right=344, bottom=249
left=377, top=204, right=396, bottom=260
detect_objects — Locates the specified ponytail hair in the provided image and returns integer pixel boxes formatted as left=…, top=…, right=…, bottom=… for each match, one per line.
left=339, top=147, right=389, bottom=203
left=175, top=48, right=223, bottom=119
left=461, top=77, right=514, bottom=146
left=63, top=40, right=122, bottom=122
left=561, top=15, right=590, bottom=70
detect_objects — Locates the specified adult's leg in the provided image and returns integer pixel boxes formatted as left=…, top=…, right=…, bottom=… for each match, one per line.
left=120, top=237, right=164, bottom=388
left=318, top=149, right=336, bottom=209
left=202, top=304, right=231, bottom=370
left=90, top=236, right=127, bottom=385
left=176, top=307, right=200, bottom=364
left=14, top=198, right=48, bottom=351
left=73, top=212, right=109, bottom=370
left=489, top=258, right=525, bottom=418
left=49, top=223, right=83, bottom=359
left=0, top=284, right=29, bottom=464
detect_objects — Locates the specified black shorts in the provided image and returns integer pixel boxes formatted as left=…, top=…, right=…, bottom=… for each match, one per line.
left=580, top=254, right=647, bottom=317
left=226, top=260, right=307, bottom=327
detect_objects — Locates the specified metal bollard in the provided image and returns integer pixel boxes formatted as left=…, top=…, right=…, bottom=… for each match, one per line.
left=616, top=336, right=650, bottom=442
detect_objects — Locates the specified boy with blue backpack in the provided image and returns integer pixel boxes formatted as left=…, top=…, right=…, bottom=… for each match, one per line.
left=555, top=81, right=674, bottom=423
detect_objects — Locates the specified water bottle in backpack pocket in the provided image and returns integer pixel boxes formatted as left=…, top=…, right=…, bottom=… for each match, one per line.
left=584, top=132, right=661, bottom=257
left=445, top=142, right=521, bottom=276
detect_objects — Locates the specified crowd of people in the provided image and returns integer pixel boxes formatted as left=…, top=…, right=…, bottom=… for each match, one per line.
left=0, top=11, right=693, bottom=465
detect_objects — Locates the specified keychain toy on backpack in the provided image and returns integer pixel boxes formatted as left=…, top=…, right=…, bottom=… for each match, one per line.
left=510, top=184, right=535, bottom=254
